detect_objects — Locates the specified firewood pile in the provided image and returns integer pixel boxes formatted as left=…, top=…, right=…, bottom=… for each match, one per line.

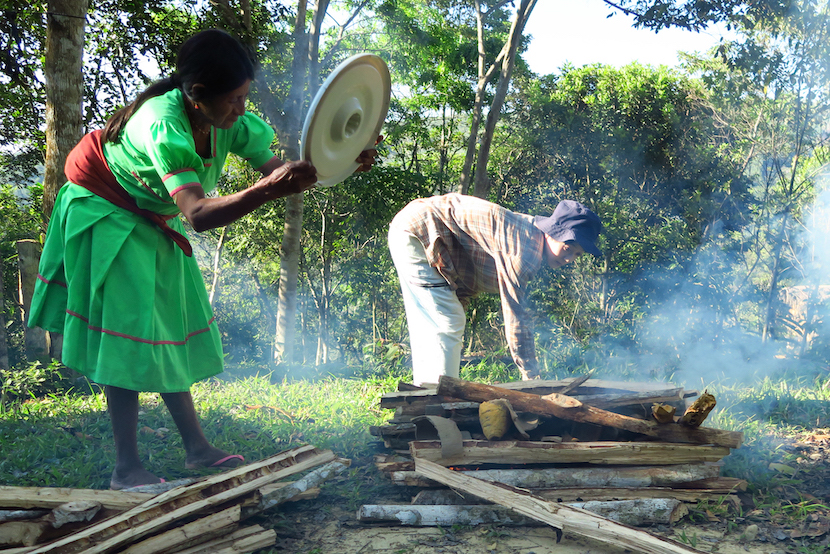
left=365, top=375, right=745, bottom=553
left=0, top=445, right=348, bottom=553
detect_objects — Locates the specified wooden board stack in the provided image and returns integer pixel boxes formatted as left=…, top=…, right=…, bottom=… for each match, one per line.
left=366, top=375, right=745, bottom=536
left=0, top=445, right=348, bottom=553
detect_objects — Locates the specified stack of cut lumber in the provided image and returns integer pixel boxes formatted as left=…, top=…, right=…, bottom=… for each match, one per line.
left=365, top=375, right=745, bottom=539
left=0, top=444, right=348, bottom=553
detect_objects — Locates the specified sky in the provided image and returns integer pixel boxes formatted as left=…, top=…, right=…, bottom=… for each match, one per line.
left=522, top=0, right=732, bottom=75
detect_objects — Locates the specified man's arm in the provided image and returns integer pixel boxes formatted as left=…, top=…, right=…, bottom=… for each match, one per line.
left=496, top=264, right=539, bottom=380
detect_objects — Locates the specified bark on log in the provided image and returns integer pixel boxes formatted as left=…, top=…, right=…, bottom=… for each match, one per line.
left=414, top=457, right=705, bottom=554
left=0, top=512, right=47, bottom=524
left=358, top=504, right=538, bottom=526
left=413, top=485, right=740, bottom=504
left=436, top=376, right=742, bottom=449
left=390, top=463, right=723, bottom=488
left=25, top=445, right=335, bottom=554
left=409, top=440, right=730, bottom=466
left=359, top=498, right=687, bottom=527
left=678, top=392, right=716, bottom=427
left=50, top=502, right=100, bottom=529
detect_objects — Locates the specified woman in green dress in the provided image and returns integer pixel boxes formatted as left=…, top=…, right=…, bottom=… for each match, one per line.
left=29, top=29, right=378, bottom=489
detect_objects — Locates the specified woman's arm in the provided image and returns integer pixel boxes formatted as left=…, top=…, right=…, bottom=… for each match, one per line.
left=174, top=159, right=317, bottom=232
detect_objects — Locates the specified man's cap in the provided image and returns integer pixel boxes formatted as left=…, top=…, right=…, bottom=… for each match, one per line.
left=533, top=200, right=603, bottom=257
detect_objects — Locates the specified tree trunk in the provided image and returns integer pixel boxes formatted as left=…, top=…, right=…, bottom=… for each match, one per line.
left=208, top=226, right=228, bottom=308
left=273, top=0, right=311, bottom=365
left=43, top=0, right=87, bottom=217
left=472, top=0, right=536, bottom=199
left=0, top=267, right=8, bottom=370
left=17, top=240, right=49, bottom=365
left=458, top=0, right=505, bottom=196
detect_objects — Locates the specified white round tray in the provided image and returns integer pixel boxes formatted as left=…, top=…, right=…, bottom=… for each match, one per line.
left=300, top=54, right=391, bottom=187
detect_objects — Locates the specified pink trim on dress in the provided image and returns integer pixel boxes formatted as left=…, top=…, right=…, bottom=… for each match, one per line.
left=66, top=310, right=216, bottom=346
left=131, top=171, right=173, bottom=203
left=37, top=274, right=67, bottom=288
left=170, top=182, right=204, bottom=196
left=162, top=168, right=196, bottom=182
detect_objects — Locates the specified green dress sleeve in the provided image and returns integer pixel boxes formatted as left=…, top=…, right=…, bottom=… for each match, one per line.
left=229, top=113, right=278, bottom=171
left=143, top=119, right=206, bottom=196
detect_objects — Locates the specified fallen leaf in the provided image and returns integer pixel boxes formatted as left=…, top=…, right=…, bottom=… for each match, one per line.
left=769, top=462, right=797, bottom=476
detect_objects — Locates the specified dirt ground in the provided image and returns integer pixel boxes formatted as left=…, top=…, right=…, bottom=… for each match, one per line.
left=257, top=445, right=830, bottom=554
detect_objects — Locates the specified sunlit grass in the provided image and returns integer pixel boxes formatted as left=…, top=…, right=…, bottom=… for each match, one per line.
left=2, top=361, right=830, bottom=526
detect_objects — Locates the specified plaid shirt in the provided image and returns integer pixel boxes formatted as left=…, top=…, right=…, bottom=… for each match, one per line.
left=390, top=193, right=546, bottom=377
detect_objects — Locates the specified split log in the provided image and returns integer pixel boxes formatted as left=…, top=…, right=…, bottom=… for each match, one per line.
left=171, top=525, right=276, bottom=554
left=574, top=389, right=684, bottom=410
left=678, top=392, right=716, bottom=427
left=413, top=486, right=738, bottom=504
left=410, top=440, right=730, bottom=466
left=358, top=504, right=538, bottom=526
left=360, top=498, right=687, bottom=527
left=50, top=502, right=100, bottom=529
left=0, top=512, right=47, bottom=524
left=449, top=464, right=724, bottom=488
left=0, top=521, right=50, bottom=548
left=0, top=487, right=153, bottom=511
left=248, top=459, right=350, bottom=515
left=390, top=463, right=723, bottom=488
left=414, top=457, right=705, bottom=554
left=533, top=487, right=737, bottom=503
left=119, top=505, right=240, bottom=554
left=495, top=378, right=681, bottom=395
left=436, top=376, right=742, bottom=449
left=25, top=445, right=335, bottom=554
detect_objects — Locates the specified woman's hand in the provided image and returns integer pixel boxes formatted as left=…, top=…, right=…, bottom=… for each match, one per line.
left=355, top=135, right=383, bottom=173
left=259, top=160, right=318, bottom=197
left=175, top=159, right=317, bottom=232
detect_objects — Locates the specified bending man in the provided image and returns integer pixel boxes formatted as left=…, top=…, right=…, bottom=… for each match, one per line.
left=388, top=193, right=602, bottom=385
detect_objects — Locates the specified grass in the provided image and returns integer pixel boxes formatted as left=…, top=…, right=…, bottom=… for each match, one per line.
left=2, top=362, right=830, bottom=550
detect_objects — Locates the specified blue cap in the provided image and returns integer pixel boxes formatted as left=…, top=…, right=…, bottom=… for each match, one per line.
left=533, top=200, right=603, bottom=257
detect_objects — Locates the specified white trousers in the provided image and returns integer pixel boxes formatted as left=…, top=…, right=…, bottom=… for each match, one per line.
left=388, top=226, right=466, bottom=386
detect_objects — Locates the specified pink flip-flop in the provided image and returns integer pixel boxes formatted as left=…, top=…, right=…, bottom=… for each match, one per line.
left=209, top=454, right=245, bottom=468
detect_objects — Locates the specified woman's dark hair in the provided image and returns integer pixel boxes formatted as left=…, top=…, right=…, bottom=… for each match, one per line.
left=102, top=29, right=255, bottom=142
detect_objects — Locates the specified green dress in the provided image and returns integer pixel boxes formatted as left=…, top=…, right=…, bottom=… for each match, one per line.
left=29, top=88, right=277, bottom=392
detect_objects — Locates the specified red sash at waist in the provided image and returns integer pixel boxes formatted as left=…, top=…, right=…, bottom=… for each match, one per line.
left=63, top=130, right=193, bottom=256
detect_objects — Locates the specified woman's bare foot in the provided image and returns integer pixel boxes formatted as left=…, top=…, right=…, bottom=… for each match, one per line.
left=110, top=467, right=164, bottom=490
left=184, top=446, right=244, bottom=470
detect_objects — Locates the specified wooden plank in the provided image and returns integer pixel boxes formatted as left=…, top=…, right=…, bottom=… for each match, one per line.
left=171, top=525, right=275, bottom=554
left=0, top=487, right=153, bottom=511
left=410, top=440, right=730, bottom=466
left=414, top=457, right=705, bottom=554
left=436, top=376, right=742, bottom=449
left=495, top=379, right=678, bottom=394
left=359, top=498, right=687, bottom=527
left=120, top=505, right=240, bottom=554
left=26, top=445, right=334, bottom=554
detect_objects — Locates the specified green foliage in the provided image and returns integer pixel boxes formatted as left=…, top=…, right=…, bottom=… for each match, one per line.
left=0, top=360, right=72, bottom=406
